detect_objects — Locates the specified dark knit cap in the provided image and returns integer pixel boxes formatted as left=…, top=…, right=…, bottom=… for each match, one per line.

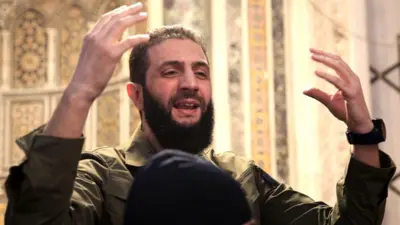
left=124, top=149, right=252, bottom=225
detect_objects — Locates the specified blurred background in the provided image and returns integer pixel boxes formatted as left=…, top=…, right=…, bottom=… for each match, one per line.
left=0, top=0, right=399, bottom=224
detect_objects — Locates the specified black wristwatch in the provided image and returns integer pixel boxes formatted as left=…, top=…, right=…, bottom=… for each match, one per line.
left=346, top=119, right=386, bottom=145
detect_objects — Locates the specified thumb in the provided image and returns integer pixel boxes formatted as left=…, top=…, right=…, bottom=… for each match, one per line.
left=303, top=87, right=331, bottom=106
left=118, top=34, right=150, bottom=54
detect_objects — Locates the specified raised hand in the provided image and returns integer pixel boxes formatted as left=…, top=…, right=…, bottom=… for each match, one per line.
left=67, top=2, right=149, bottom=103
left=44, top=2, right=149, bottom=138
left=303, top=48, right=373, bottom=134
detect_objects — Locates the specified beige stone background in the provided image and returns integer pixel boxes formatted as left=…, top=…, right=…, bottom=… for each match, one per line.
left=0, top=0, right=399, bottom=224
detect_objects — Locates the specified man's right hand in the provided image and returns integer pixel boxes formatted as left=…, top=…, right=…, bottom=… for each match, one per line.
left=43, top=2, right=148, bottom=138
left=65, top=2, right=149, bottom=104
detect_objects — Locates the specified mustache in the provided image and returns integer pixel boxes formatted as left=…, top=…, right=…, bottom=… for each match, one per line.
left=168, top=90, right=206, bottom=110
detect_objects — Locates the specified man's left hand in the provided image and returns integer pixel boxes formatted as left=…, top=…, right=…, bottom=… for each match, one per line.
left=303, top=48, right=373, bottom=134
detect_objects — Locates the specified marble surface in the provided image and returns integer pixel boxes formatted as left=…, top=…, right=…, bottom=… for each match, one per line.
left=367, top=1, right=400, bottom=224
left=227, top=0, right=245, bottom=156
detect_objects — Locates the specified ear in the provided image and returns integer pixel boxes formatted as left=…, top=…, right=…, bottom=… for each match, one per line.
left=126, top=82, right=144, bottom=111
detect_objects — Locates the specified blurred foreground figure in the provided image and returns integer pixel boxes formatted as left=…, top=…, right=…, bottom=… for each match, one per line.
left=4, top=2, right=396, bottom=225
left=124, top=149, right=255, bottom=225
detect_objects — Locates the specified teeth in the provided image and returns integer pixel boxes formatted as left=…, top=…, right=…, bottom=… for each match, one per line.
left=175, top=103, right=198, bottom=109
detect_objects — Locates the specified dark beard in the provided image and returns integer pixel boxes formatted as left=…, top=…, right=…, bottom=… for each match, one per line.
left=142, top=88, right=214, bottom=155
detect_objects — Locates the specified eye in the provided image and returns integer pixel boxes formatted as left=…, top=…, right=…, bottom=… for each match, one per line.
left=162, top=70, right=178, bottom=77
left=195, top=71, right=208, bottom=79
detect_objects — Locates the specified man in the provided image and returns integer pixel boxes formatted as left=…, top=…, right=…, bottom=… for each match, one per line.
left=4, top=2, right=396, bottom=225
left=124, top=149, right=255, bottom=225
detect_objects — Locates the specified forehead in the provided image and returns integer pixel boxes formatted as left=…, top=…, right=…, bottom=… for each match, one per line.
left=147, top=39, right=208, bottom=66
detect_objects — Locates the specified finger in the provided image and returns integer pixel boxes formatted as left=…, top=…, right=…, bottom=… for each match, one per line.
left=101, top=2, right=144, bottom=38
left=311, top=54, right=350, bottom=82
left=303, top=87, right=331, bottom=106
left=309, top=48, right=341, bottom=60
left=314, top=70, right=348, bottom=91
left=109, top=12, right=148, bottom=42
left=310, top=48, right=355, bottom=78
left=91, top=5, right=129, bottom=34
left=116, top=34, right=150, bottom=56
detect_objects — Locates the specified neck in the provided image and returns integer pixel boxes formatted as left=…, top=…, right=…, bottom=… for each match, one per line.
left=142, top=120, right=164, bottom=152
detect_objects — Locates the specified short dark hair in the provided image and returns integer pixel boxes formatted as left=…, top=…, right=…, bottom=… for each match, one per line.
left=129, top=25, right=208, bottom=86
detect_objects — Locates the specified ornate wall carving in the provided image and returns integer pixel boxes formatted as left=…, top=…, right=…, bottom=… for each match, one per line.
left=248, top=0, right=271, bottom=172
left=97, top=89, right=120, bottom=147
left=9, top=100, right=45, bottom=165
left=60, top=4, right=88, bottom=86
left=13, top=8, right=47, bottom=89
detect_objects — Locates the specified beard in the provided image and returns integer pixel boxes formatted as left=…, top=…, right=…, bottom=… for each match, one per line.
left=142, top=88, right=214, bottom=155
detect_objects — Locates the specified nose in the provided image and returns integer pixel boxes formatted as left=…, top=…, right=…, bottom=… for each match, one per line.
left=179, top=71, right=199, bottom=91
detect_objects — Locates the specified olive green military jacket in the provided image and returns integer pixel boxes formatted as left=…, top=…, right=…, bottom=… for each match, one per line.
left=4, top=124, right=396, bottom=225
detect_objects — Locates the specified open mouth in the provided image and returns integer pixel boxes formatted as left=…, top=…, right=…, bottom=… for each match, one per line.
left=173, top=99, right=201, bottom=112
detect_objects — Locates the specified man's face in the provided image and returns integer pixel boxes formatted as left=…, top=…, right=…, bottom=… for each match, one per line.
left=142, top=38, right=214, bottom=154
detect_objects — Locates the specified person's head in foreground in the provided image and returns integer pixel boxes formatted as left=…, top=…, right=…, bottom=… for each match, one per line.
left=123, top=149, right=255, bottom=225
left=127, top=25, right=214, bottom=155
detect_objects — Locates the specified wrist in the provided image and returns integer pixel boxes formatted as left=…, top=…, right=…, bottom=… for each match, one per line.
left=348, top=121, right=374, bottom=134
left=346, top=119, right=386, bottom=146
left=62, top=85, right=95, bottom=111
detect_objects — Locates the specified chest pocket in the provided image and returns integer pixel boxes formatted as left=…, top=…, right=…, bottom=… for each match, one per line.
left=104, top=169, right=133, bottom=225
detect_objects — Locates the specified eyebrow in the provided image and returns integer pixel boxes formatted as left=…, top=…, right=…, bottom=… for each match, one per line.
left=158, top=60, right=209, bottom=69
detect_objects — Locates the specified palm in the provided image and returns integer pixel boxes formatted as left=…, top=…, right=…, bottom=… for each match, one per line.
left=303, top=88, right=346, bottom=122
left=326, top=90, right=346, bottom=122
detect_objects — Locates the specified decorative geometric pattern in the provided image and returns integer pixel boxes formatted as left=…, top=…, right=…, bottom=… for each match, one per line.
left=130, top=104, right=141, bottom=135
left=60, top=5, right=88, bottom=86
left=248, top=0, right=271, bottom=173
left=370, top=35, right=400, bottom=93
left=13, top=9, right=47, bottom=88
left=271, top=0, right=288, bottom=183
left=10, top=100, right=45, bottom=168
left=163, top=0, right=212, bottom=56
left=227, top=0, right=245, bottom=156
left=97, top=90, right=120, bottom=147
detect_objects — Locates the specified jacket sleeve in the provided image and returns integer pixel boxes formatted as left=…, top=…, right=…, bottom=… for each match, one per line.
left=257, top=151, right=396, bottom=225
left=4, top=126, right=109, bottom=225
